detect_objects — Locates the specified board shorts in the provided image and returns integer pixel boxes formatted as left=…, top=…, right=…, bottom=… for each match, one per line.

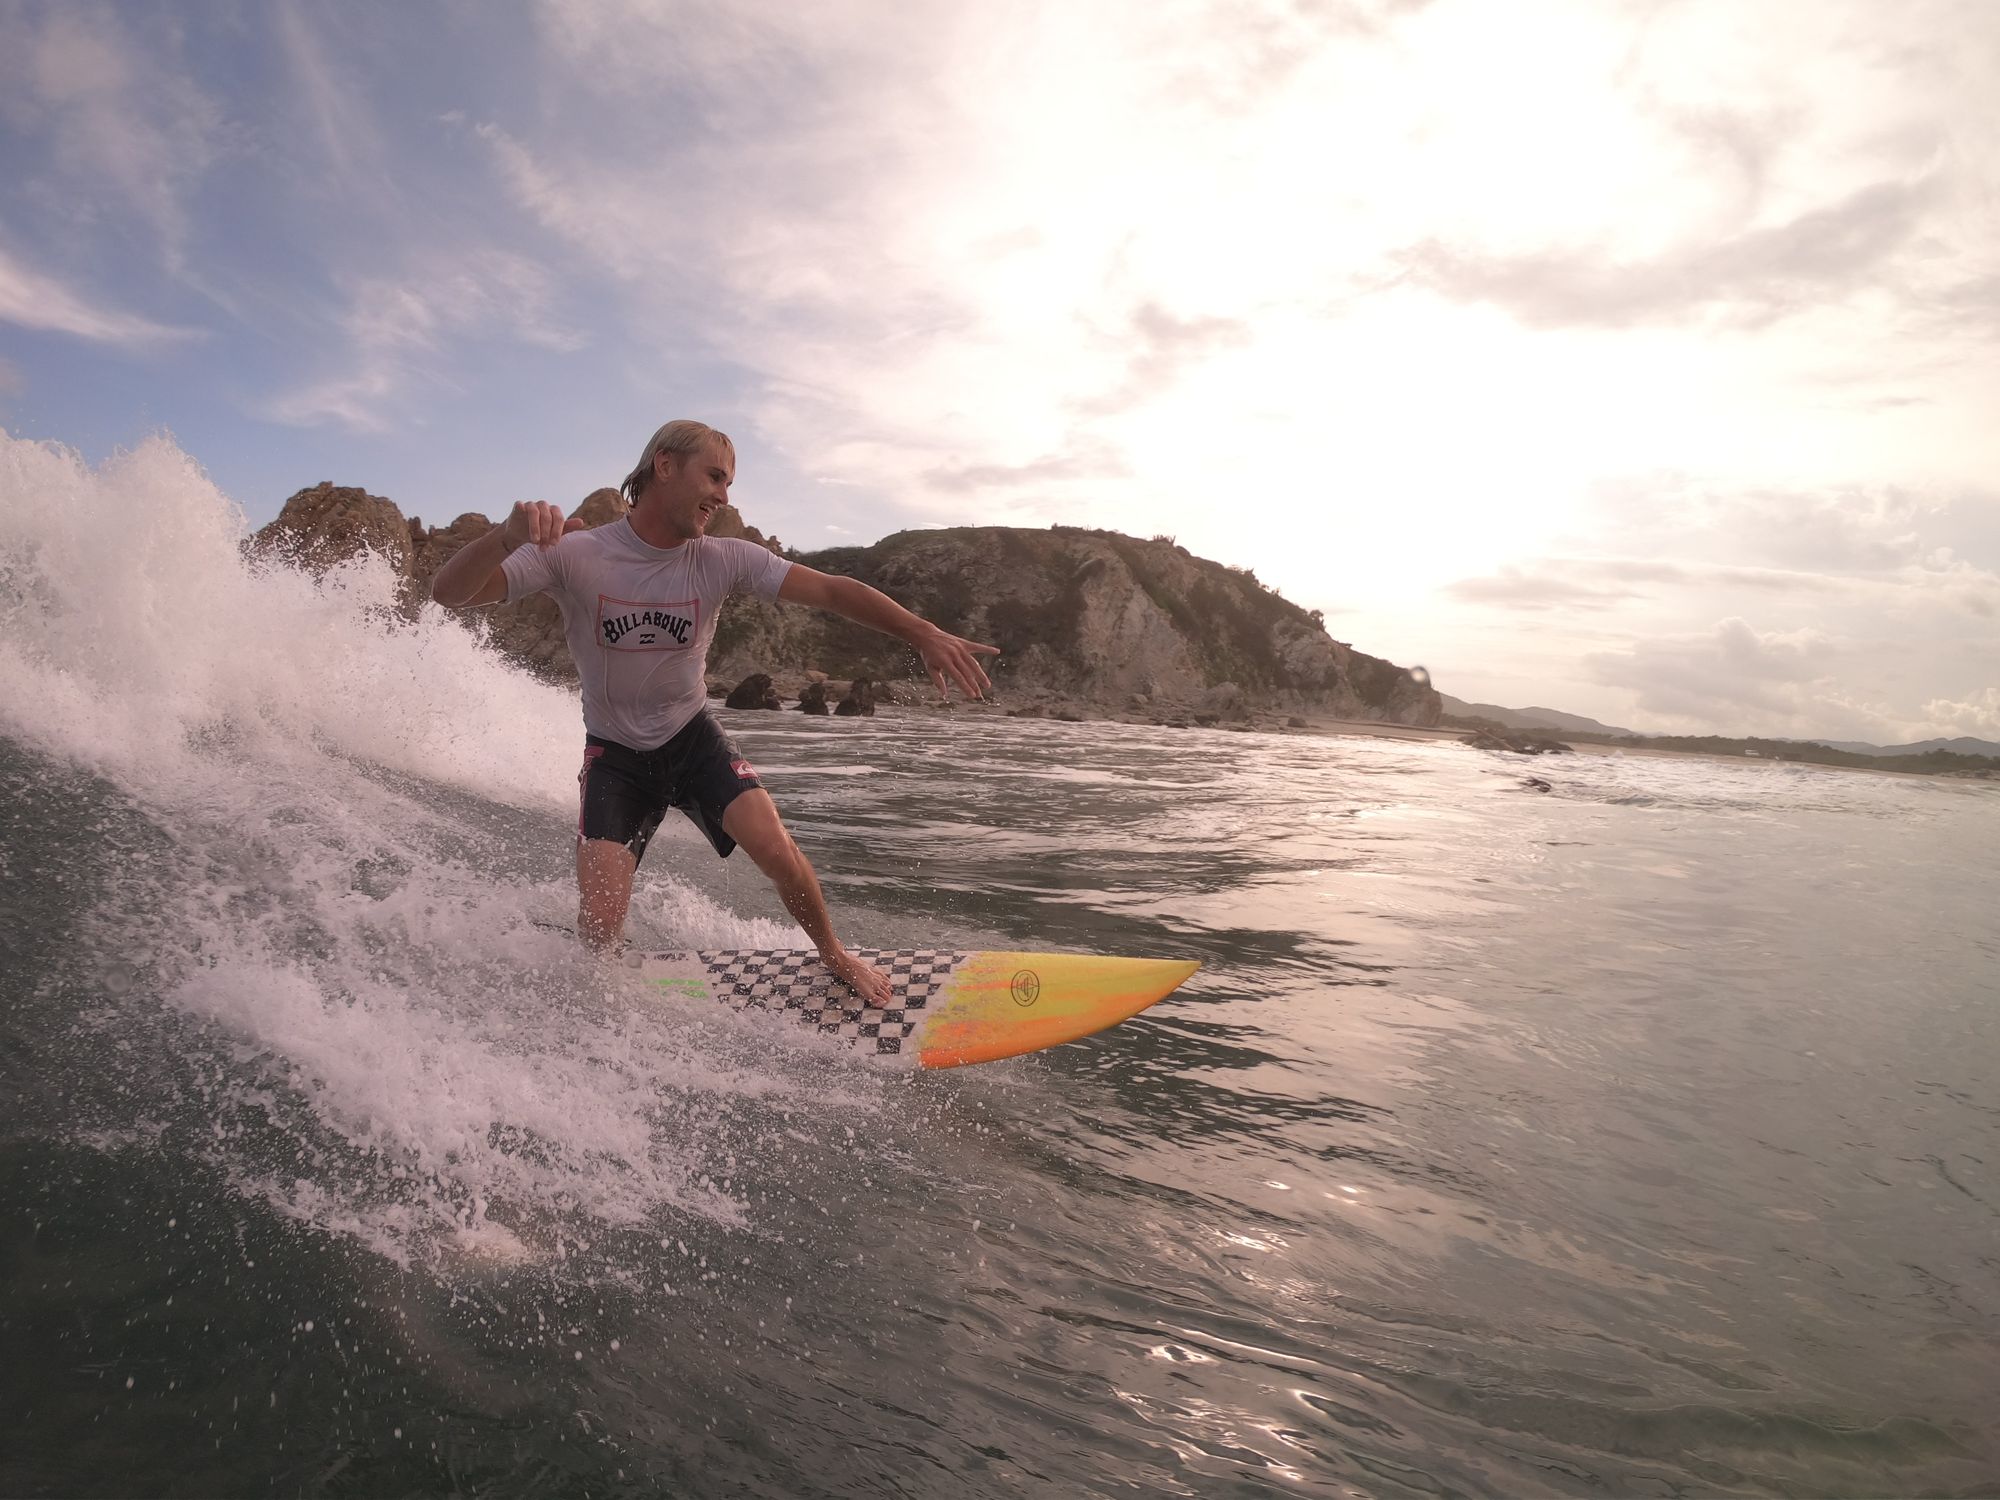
left=576, top=711, right=763, bottom=866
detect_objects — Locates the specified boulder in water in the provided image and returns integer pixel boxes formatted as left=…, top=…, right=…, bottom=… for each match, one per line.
left=726, top=673, right=782, bottom=710
left=834, top=678, right=877, bottom=717
left=1465, top=727, right=1571, bottom=755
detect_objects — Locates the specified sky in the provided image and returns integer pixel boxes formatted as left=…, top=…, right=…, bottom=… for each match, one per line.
left=1, top=0, right=1995, bottom=742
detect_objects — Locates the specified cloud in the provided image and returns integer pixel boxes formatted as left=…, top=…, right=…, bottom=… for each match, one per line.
left=1574, top=614, right=1997, bottom=743
left=0, top=240, right=194, bottom=345
left=1711, top=616, right=1836, bottom=676
left=1448, top=555, right=1859, bottom=612
left=340, top=253, right=583, bottom=357
left=1583, top=616, right=1865, bottom=732
left=1936, top=272, right=2000, bottom=340
left=1077, top=302, right=1255, bottom=417
left=475, top=2, right=1994, bottom=514
left=260, top=250, right=583, bottom=431
left=1450, top=469, right=2000, bottom=737
left=1576, top=475, right=1986, bottom=579
left=471, top=2, right=1446, bottom=537
left=1920, top=687, right=2000, bottom=740
left=924, top=440, right=1129, bottom=496
left=1446, top=565, right=1644, bottom=610
left=1150, top=0, right=1430, bottom=114
left=259, top=367, right=404, bottom=435
left=0, top=2, right=225, bottom=270
left=1401, top=178, right=1931, bottom=330
left=271, top=1, right=385, bottom=196
left=1381, top=0, right=1996, bottom=342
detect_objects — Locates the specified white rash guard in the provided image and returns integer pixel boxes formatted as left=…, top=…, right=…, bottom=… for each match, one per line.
left=501, top=520, right=791, bottom=750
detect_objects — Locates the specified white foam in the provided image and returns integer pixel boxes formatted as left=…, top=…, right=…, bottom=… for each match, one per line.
left=0, top=429, right=580, bottom=807
left=1, top=428, right=892, bottom=1269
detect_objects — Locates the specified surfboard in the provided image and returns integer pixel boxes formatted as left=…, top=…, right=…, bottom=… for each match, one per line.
left=621, top=946, right=1199, bottom=1067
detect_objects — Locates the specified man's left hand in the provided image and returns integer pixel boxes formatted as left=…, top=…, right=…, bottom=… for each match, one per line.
left=918, top=626, right=1000, bottom=702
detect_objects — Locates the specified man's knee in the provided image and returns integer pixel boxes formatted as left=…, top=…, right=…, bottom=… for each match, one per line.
left=721, top=792, right=801, bottom=872
left=576, top=839, right=636, bottom=936
left=578, top=838, right=636, bottom=886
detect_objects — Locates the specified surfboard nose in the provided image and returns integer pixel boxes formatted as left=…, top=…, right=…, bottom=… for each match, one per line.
left=917, top=952, right=1201, bottom=1068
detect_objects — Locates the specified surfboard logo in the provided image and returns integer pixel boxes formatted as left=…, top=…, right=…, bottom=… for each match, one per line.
left=1010, top=969, right=1041, bottom=1007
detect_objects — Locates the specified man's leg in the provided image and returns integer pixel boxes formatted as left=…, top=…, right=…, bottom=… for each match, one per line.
left=576, top=837, right=637, bottom=948
left=720, top=789, right=893, bottom=1007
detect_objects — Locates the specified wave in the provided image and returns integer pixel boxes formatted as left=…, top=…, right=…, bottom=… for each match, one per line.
left=0, top=428, right=879, bottom=1269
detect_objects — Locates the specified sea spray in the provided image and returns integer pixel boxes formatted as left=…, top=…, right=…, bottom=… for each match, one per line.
left=0, top=428, right=886, bottom=1268
left=0, top=428, right=577, bottom=799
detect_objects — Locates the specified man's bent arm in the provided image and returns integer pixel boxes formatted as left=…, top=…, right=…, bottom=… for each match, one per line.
left=777, top=565, right=999, bottom=700
left=431, top=501, right=580, bottom=608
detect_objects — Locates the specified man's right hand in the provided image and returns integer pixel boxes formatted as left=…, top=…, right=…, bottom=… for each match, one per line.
left=505, top=500, right=585, bottom=551
left=434, top=501, right=584, bottom=607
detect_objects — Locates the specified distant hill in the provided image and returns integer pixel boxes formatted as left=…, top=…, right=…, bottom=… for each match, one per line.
left=1439, top=695, right=1636, bottom=737
left=1812, top=736, right=2000, bottom=759
left=1444, top=701, right=2000, bottom=760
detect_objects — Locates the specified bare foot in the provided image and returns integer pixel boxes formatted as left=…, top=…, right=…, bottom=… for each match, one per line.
left=823, top=948, right=895, bottom=1008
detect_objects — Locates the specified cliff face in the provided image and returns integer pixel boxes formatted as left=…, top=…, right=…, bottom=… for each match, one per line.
left=250, top=490, right=1440, bottom=726
left=713, top=527, right=1438, bottom=723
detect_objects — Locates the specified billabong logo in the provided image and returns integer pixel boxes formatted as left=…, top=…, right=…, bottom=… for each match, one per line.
left=597, top=594, right=698, bottom=652
left=1009, top=969, right=1041, bottom=1006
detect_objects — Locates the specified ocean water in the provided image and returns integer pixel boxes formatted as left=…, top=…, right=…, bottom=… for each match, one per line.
left=2, top=431, right=1996, bottom=1498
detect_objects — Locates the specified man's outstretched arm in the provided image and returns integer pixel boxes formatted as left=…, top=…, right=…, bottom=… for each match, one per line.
left=776, top=565, right=999, bottom=701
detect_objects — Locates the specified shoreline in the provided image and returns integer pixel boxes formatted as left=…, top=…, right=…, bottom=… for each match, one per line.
left=1227, top=711, right=1972, bottom=780
left=1249, top=713, right=1983, bottom=781
left=793, top=686, right=1981, bottom=782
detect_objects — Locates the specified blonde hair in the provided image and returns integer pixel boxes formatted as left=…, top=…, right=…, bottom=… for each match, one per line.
left=621, top=420, right=735, bottom=503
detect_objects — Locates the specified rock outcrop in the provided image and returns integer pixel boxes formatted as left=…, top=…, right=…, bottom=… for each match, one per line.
left=251, top=493, right=1443, bottom=727
left=246, top=482, right=420, bottom=608
left=834, top=678, right=877, bottom=717
left=724, top=673, right=782, bottom=711
left=252, top=484, right=630, bottom=680
left=709, top=526, right=1440, bottom=725
left=1464, top=727, right=1573, bottom=755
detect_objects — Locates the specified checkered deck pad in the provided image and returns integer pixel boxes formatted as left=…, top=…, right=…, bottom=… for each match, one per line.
left=691, top=948, right=968, bottom=1055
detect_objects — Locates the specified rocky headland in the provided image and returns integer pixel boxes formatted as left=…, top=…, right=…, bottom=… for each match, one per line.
left=249, top=482, right=1443, bottom=732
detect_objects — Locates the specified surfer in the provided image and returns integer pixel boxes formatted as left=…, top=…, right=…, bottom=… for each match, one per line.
left=430, top=419, right=997, bottom=1006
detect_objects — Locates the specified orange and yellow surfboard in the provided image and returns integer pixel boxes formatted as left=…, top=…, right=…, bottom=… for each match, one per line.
left=624, top=946, right=1199, bottom=1067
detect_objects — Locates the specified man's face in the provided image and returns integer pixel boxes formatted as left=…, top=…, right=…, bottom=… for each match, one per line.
left=651, top=438, right=735, bottom=538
